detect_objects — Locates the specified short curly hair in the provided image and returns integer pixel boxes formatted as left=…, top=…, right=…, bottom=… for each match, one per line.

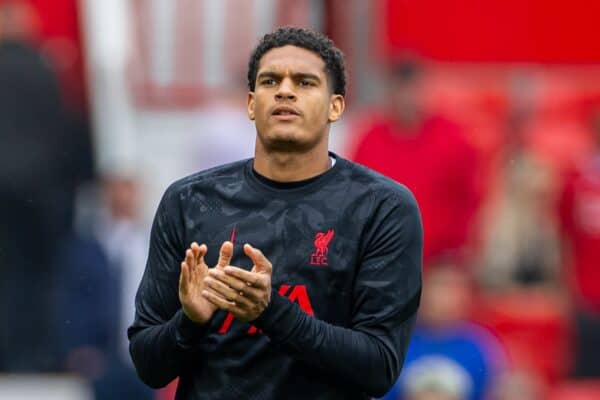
left=247, top=26, right=346, bottom=96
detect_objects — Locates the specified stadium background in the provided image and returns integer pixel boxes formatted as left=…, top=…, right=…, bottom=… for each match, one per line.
left=1, top=0, right=600, bottom=399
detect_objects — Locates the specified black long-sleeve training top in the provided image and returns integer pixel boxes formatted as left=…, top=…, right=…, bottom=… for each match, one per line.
left=128, top=153, right=423, bottom=400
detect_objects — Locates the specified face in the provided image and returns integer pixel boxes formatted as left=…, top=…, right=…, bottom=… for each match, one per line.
left=247, top=45, right=344, bottom=153
left=0, top=2, right=40, bottom=41
left=102, top=176, right=139, bottom=220
left=410, top=391, right=460, bottom=400
left=389, top=77, right=425, bottom=127
left=419, top=265, right=471, bottom=327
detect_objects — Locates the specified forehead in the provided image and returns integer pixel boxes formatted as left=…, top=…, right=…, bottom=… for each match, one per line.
left=257, top=45, right=326, bottom=77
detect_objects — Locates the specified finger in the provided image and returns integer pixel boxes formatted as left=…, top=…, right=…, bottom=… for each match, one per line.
left=185, top=249, right=195, bottom=268
left=216, top=241, right=234, bottom=269
left=179, top=262, right=189, bottom=292
left=192, top=244, right=208, bottom=281
left=202, top=289, right=236, bottom=311
left=222, top=266, right=267, bottom=289
left=210, top=267, right=266, bottom=291
left=186, top=248, right=202, bottom=282
left=209, top=267, right=267, bottom=302
left=206, top=271, right=264, bottom=302
left=238, top=286, right=263, bottom=303
left=191, top=242, right=207, bottom=265
left=204, top=276, right=239, bottom=301
left=189, top=245, right=200, bottom=280
left=243, top=244, right=272, bottom=274
left=198, top=244, right=207, bottom=263
left=204, top=277, right=254, bottom=309
left=191, top=242, right=200, bottom=257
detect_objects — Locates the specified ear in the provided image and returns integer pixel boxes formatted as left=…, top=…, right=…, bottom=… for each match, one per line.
left=328, top=94, right=345, bottom=123
left=247, top=92, right=255, bottom=121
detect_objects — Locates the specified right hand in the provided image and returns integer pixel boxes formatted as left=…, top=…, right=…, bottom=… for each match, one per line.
left=179, top=241, right=233, bottom=324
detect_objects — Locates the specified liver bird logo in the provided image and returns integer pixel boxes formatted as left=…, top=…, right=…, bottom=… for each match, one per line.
left=310, top=229, right=334, bottom=266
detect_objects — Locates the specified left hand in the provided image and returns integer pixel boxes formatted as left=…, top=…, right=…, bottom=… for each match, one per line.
left=202, top=243, right=272, bottom=322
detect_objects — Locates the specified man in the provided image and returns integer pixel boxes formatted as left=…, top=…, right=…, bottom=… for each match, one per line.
left=380, top=262, right=506, bottom=400
left=558, top=106, right=600, bottom=377
left=399, top=356, right=472, bottom=400
left=0, top=0, right=83, bottom=372
left=351, top=60, right=480, bottom=265
left=53, top=174, right=152, bottom=399
left=128, top=27, right=422, bottom=399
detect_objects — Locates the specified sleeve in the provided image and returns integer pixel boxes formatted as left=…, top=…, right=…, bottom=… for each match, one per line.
left=252, top=189, right=423, bottom=397
left=127, top=185, right=209, bottom=388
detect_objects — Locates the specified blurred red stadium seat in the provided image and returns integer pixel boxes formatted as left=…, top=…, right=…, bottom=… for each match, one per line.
left=524, top=117, right=593, bottom=173
left=472, top=291, right=574, bottom=383
left=549, top=380, right=600, bottom=400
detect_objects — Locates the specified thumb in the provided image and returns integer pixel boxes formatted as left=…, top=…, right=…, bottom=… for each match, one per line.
left=216, top=241, right=233, bottom=269
left=243, top=244, right=272, bottom=274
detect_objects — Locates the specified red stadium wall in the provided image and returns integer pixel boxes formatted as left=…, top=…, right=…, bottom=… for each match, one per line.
left=382, top=0, right=600, bottom=63
left=19, top=0, right=86, bottom=109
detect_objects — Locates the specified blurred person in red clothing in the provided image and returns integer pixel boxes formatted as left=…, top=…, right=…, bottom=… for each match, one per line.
left=350, top=59, right=481, bottom=264
left=558, top=106, right=600, bottom=377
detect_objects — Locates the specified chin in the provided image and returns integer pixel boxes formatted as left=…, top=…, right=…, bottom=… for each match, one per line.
left=261, top=134, right=314, bottom=153
left=263, top=137, right=310, bottom=153
left=258, top=127, right=323, bottom=153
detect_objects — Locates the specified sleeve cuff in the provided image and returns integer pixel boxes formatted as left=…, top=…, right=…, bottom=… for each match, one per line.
left=171, top=309, right=209, bottom=349
left=252, top=292, right=295, bottom=333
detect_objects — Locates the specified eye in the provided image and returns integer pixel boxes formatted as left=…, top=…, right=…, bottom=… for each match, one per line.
left=299, top=80, right=314, bottom=87
left=261, top=78, right=277, bottom=86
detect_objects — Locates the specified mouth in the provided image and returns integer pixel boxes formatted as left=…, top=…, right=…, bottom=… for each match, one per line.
left=271, top=106, right=301, bottom=121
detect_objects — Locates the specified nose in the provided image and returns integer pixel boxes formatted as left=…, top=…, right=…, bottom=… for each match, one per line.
left=275, top=78, right=296, bottom=101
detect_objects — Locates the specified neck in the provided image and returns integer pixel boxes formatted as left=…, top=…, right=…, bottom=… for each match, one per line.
left=253, top=141, right=331, bottom=182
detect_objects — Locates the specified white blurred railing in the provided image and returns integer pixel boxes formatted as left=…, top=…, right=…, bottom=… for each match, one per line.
left=0, top=374, right=92, bottom=400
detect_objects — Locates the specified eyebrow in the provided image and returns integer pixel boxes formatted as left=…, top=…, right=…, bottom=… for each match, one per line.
left=257, top=71, right=322, bottom=83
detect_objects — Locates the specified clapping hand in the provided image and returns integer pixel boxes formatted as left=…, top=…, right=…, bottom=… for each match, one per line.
left=179, top=241, right=233, bottom=324
left=202, top=243, right=273, bottom=322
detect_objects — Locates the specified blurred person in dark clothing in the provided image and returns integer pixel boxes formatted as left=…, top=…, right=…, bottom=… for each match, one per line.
left=53, top=174, right=152, bottom=399
left=350, top=59, right=482, bottom=265
left=558, top=106, right=600, bottom=377
left=0, top=0, right=92, bottom=371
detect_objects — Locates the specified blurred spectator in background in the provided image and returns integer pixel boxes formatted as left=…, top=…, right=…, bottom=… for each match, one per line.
left=470, top=73, right=573, bottom=386
left=558, top=106, right=600, bottom=378
left=380, top=262, right=506, bottom=400
left=52, top=173, right=152, bottom=399
left=477, top=151, right=561, bottom=291
left=488, top=370, right=545, bottom=400
left=350, top=59, right=482, bottom=265
left=0, top=0, right=92, bottom=372
left=399, top=356, right=472, bottom=400
left=189, top=83, right=255, bottom=172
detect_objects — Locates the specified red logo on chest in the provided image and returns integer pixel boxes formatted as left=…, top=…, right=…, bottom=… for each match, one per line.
left=310, top=229, right=334, bottom=266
